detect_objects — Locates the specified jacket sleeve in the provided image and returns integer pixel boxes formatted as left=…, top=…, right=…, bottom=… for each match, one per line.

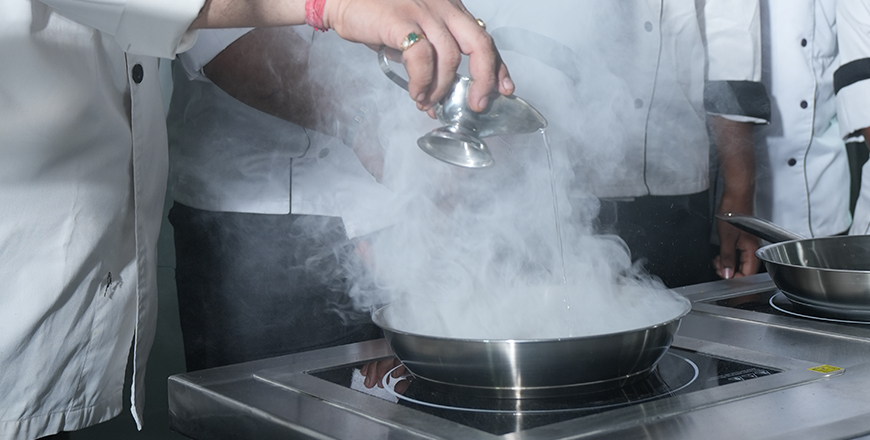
left=702, top=0, right=770, bottom=122
left=177, top=28, right=253, bottom=81
left=38, top=0, right=204, bottom=58
left=835, top=0, right=870, bottom=140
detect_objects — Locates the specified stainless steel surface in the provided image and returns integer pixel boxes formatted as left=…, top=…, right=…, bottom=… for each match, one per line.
left=719, top=213, right=870, bottom=314
left=169, top=275, right=870, bottom=439
left=371, top=301, right=690, bottom=398
left=378, top=46, right=547, bottom=168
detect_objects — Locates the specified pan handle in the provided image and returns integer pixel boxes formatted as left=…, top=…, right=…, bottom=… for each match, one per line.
left=717, top=213, right=807, bottom=243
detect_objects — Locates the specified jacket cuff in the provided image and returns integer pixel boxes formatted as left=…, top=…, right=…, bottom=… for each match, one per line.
left=836, top=75, right=870, bottom=140
left=835, top=58, right=870, bottom=95
left=114, top=0, right=205, bottom=58
left=704, top=80, right=770, bottom=122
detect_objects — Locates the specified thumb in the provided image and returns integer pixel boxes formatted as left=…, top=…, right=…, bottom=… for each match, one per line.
left=717, top=235, right=737, bottom=280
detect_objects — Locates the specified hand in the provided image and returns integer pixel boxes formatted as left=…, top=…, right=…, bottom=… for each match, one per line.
left=323, top=0, right=514, bottom=112
left=714, top=206, right=760, bottom=280
left=360, top=357, right=409, bottom=393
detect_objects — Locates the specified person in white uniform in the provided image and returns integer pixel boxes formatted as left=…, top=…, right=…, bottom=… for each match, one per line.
left=166, top=26, right=397, bottom=371
left=463, top=0, right=769, bottom=286
left=752, top=0, right=852, bottom=241
left=0, top=1, right=512, bottom=438
left=836, top=0, right=870, bottom=234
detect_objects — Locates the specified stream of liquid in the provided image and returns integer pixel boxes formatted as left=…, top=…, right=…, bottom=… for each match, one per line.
left=541, top=129, right=568, bottom=286
left=541, top=129, right=574, bottom=335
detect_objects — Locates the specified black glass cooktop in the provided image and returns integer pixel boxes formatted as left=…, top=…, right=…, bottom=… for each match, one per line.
left=713, top=289, right=870, bottom=326
left=310, top=347, right=779, bottom=436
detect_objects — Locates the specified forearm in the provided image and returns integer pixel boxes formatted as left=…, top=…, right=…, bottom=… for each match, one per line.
left=710, top=116, right=755, bottom=210
left=204, top=27, right=368, bottom=139
left=190, top=0, right=307, bottom=29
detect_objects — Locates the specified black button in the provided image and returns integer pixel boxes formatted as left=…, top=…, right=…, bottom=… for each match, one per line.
left=801, top=38, right=807, bottom=47
left=788, top=158, right=797, bottom=166
left=634, top=98, right=644, bottom=109
left=644, top=21, right=653, bottom=32
left=800, top=100, right=808, bottom=109
left=132, top=64, right=144, bottom=84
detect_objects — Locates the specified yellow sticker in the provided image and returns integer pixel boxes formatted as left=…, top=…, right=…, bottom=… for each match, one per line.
left=809, top=365, right=843, bottom=374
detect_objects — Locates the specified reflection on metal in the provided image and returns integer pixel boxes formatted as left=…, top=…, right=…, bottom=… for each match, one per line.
left=377, top=46, right=547, bottom=168
left=168, top=275, right=870, bottom=439
left=769, top=291, right=870, bottom=323
left=380, top=353, right=700, bottom=414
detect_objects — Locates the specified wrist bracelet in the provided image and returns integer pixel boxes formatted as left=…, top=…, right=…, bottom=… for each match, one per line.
left=305, top=0, right=328, bottom=31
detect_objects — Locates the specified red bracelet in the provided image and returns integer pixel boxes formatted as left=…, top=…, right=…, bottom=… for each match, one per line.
left=305, top=0, right=328, bottom=31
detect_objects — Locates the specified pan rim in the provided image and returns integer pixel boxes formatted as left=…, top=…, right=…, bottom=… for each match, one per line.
left=756, top=236, right=870, bottom=274
left=371, top=296, right=691, bottom=344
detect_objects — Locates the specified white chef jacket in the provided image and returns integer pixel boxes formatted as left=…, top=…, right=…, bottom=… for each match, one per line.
left=835, top=0, right=870, bottom=234
left=754, top=0, right=851, bottom=238
left=0, top=1, right=201, bottom=439
left=463, top=0, right=766, bottom=199
left=168, top=28, right=397, bottom=238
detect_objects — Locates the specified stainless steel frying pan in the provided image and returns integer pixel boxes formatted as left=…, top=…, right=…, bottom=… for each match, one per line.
left=720, top=213, right=870, bottom=319
left=372, top=298, right=690, bottom=399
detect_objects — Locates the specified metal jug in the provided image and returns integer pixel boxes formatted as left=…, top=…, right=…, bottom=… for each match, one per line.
left=378, top=46, right=547, bottom=168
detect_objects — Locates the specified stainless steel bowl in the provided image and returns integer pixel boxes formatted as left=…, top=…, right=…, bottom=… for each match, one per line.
left=372, top=299, right=691, bottom=398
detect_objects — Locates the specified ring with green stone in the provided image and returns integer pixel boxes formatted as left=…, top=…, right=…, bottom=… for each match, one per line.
left=400, top=32, right=426, bottom=51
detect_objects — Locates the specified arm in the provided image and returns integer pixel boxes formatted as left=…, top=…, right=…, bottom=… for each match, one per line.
left=41, top=0, right=512, bottom=114
left=192, top=0, right=512, bottom=113
left=710, top=117, right=760, bottom=279
left=702, top=0, right=768, bottom=279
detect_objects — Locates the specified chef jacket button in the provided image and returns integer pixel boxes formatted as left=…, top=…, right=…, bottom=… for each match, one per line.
left=801, top=38, right=808, bottom=47
left=644, top=21, right=653, bottom=32
left=800, top=100, right=808, bottom=109
left=132, top=64, right=144, bottom=84
left=788, top=158, right=797, bottom=166
left=634, top=98, right=644, bottom=109
left=318, top=148, right=330, bottom=158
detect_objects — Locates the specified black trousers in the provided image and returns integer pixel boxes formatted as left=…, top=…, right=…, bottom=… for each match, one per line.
left=169, top=202, right=381, bottom=371
left=595, top=191, right=718, bottom=288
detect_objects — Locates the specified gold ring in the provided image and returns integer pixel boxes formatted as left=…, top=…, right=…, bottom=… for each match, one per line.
left=476, top=18, right=486, bottom=30
left=400, top=32, right=425, bottom=51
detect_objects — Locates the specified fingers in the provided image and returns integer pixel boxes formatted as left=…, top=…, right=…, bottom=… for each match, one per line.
left=326, top=0, right=511, bottom=113
left=715, top=220, right=761, bottom=280
left=738, top=248, right=760, bottom=277
left=736, top=235, right=761, bottom=277
left=716, top=221, right=739, bottom=280
left=361, top=358, right=404, bottom=388
left=449, top=16, right=513, bottom=111
left=400, top=33, right=454, bottom=111
left=717, top=246, right=737, bottom=280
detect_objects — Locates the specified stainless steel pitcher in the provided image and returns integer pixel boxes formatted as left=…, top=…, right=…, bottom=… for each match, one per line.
left=378, top=46, right=547, bottom=168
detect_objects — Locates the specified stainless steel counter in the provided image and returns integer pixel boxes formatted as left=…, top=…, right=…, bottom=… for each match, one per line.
left=169, top=274, right=870, bottom=439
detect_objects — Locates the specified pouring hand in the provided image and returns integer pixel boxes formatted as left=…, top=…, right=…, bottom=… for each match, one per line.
left=322, top=0, right=513, bottom=112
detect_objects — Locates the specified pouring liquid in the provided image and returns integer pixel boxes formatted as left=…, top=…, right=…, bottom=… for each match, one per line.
left=541, top=129, right=575, bottom=336
left=541, top=129, right=568, bottom=285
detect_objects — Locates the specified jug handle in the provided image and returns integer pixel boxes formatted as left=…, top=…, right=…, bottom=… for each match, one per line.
left=378, top=45, right=409, bottom=91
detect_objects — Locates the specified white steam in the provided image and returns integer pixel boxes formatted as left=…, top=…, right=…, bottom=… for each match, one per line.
left=299, top=8, right=692, bottom=340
